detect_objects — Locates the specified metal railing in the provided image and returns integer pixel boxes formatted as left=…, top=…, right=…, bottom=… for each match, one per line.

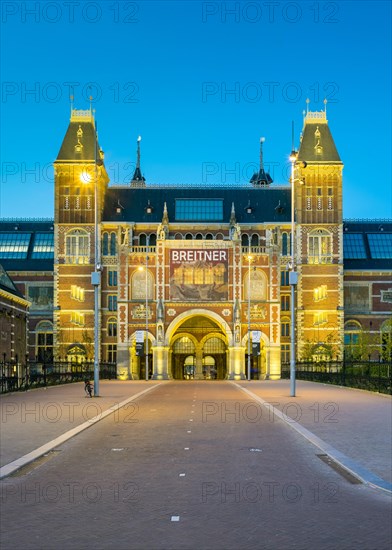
left=281, top=359, right=392, bottom=395
left=0, top=360, right=117, bottom=394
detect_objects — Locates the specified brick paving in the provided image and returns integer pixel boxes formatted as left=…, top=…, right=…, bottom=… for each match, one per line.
left=0, top=381, right=391, bottom=550
left=0, top=381, right=162, bottom=467
left=234, top=380, right=392, bottom=483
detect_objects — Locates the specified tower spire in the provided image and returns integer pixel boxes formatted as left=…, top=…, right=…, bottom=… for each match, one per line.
left=259, top=136, right=265, bottom=170
left=130, top=135, right=146, bottom=187
left=250, top=137, right=273, bottom=187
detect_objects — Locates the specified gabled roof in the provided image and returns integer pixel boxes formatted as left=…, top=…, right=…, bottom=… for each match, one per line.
left=55, top=110, right=101, bottom=163
left=0, top=264, right=26, bottom=300
left=298, top=111, right=342, bottom=164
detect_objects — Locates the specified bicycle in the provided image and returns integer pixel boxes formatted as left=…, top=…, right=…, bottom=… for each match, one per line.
left=84, top=380, right=93, bottom=398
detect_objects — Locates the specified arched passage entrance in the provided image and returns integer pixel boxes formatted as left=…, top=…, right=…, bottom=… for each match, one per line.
left=170, top=315, right=229, bottom=379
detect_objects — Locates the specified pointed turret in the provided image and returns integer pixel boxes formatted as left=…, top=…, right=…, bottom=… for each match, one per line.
left=131, top=136, right=146, bottom=187
left=230, top=202, right=236, bottom=226
left=158, top=202, right=169, bottom=240
left=250, top=137, right=273, bottom=187
left=56, top=108, right=102, bottom=162
left=297, top=100, right=342, bottom=164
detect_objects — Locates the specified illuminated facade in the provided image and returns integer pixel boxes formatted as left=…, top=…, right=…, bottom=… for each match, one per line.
left=1, top=107, right=390, bottom=377
left=52, top=105, right=346, bottom=380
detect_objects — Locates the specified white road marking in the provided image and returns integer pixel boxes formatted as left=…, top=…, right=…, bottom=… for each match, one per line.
left=171, top=516, right=180, bottom=522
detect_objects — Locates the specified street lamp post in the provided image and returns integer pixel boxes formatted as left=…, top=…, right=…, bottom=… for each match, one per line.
left=81, top=157, right=100, bottom=396
left=289, top=150, right=298, bottom=397
left=92, top=163, right=100, bottom=396
left=247, top=253, right=252, bottom=381
left=145, top=235, right=149, bottom=381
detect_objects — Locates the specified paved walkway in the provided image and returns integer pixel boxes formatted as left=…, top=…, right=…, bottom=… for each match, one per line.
left=0, top=380, right=391, bottom=550
left=234, top=380, right=392, bottom=490
left=0, top=379, right=391, bottom=491
left=0, top=381, right=163, bottom=469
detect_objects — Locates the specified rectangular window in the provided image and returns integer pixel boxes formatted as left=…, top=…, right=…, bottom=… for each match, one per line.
left=343, top=233, right=367, bottom=259
left=327, top=188, right=333, bottom=210
left=108, top=271, right=118, bottom=287
left=71, top=285, right=85, bottom=302
left=175, top=199, right=223, bottom=221
left=313, top=285, right=327, bottom=302
left=313, top=312, right=328, bottom=326
left=281, top=322, right=290, bottom=337
left=31, top=233, right=54, bottom=259
left=108, top=295, right=117, bottom=311
left=309, top=233, right=332, bottom=264
left=281, top=271, right=289, bottom=286
left=367, top=234, right=392, bottom=259
left=281, top=344, right=290, bottom=364
left=70, top=312, right=85, bottom=326
left=108, top=344, right=117, bottom=363
left=0, top=233, right=31, bottom=259
left=306, top=187, right=312, bottom=211
left=108, top=320, right=117, bottom=337
left=281, top=295, right=290, bottom=311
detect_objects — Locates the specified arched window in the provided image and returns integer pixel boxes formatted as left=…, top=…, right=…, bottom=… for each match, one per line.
left=173, top=337, right=195, bottom=354
left=250, top=234, right=259, bottom=247
left=107, top=317, right=117, bottom=337
left=281, top=318, right=290, bottom=337
left=139, top=234, right=146, bottom=246
left=131, top=269, right=154, bottom=299
left=344, top=320, right=362, bottom=358
left=174, top=233, right=183, bottom=240
left=36, top=320, right=53, bottom=362
left=185, top=233, right=193, bottom=240
left=65, top=229, right=89, bottom=264
left=149, top=234, right=157, bottom=246
left=195, top=233, right=203, bottom=240
left=241, top=234, right=249, bottom=247
left=102, top=233, right=109, bottom=256
left=102, top=232, right=117, bottom=256
left=203, top=337, right=225, bottom=353
left=216, top=233, right=224, bottom=240
left=244, top=269, right=267, bottom=301
left=205, top=233, right=213, bottom=240
left=308, top=229, right=332, bottom=264
left=110, top=232, right=117, bottom=255
left=282, top=232, right=288, bottom=256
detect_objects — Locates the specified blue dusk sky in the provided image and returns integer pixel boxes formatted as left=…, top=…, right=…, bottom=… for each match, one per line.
left=1, top=0, right=391, bottom=219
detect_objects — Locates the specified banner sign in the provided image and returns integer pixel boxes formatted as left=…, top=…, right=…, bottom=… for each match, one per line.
left=135, top=330, right=144, bottom=343
left=169, top=249, right=229, bottom=301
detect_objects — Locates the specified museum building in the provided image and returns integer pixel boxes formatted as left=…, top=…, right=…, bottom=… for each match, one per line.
left=0, top=106, right=391, bottom=378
